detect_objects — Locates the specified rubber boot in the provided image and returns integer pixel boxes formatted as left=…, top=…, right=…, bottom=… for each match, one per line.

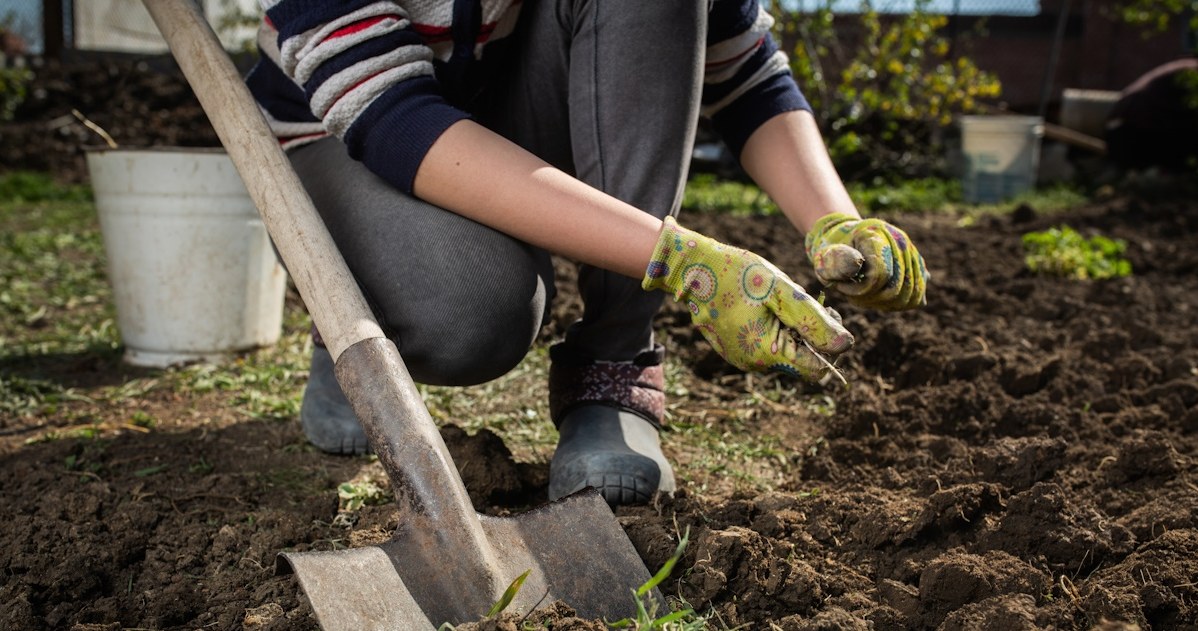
left=300, top=345, right=370, bottom=455
left=548, top=405, right=675, bottom=507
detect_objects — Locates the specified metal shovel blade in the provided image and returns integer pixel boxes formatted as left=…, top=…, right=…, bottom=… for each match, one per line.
left=278, top=338, right=659, bottom=630
left=279, top=490, right=653, bottom=630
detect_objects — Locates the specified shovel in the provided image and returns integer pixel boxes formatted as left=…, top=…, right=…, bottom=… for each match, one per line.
left=140, top=1, right=659, bottom=628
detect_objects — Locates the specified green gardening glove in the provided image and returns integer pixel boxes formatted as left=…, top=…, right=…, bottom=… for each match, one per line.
left=643, top=217, right=854, bottom=381
left=804, top=213, right=929, bottom=311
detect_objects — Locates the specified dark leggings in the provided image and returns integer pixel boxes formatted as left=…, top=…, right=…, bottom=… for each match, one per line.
left=289, top=0, right=707, bottom=385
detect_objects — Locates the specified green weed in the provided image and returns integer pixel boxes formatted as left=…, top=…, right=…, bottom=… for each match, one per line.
left=129, top=410, right=156, bottom=429
left=486, top=569, right=532, bottom=618
left=336, top=479, right=388, bottom=512
left=610, top=527, right=706, bottom=630
left=1022, top=225, right=1133, bottom=280
left=134, top=464, right=168, bottom=478
left=189, top=457, right=214, bottom=475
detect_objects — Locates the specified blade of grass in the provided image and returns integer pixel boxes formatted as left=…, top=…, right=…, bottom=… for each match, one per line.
left=486, top=568, right=531, bottom=618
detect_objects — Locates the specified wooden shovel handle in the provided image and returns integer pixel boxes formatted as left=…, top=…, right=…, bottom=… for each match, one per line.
left=141, top=0, right=384, bottom=360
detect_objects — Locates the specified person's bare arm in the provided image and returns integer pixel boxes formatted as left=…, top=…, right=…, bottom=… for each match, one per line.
left=740, top=109, right=929, bottom=311
left=412, top=119, right=661, bottom=280
left=738, top=109, right=859, bottom=234
left=412, top=116, right=858, bottom=373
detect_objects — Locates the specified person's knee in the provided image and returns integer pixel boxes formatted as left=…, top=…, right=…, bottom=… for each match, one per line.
left=393, top=278, right=550, bottom=387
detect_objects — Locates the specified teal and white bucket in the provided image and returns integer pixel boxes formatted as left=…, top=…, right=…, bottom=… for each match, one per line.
left=86, top=147, right=287, bottom=367
left=959, top=115, right=1044, bottom=204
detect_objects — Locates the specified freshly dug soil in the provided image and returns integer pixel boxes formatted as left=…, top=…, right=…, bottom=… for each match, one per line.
left=2, top=59, right=1197, bottom=630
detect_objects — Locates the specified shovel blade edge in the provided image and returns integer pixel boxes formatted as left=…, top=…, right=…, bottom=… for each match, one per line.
left=279, top=489, right=659, bottom=630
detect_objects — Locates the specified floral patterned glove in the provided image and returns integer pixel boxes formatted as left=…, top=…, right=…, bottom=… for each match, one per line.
left=804, top=213, right=929, bottom=311
left=642, top=217, right=854, bottom=381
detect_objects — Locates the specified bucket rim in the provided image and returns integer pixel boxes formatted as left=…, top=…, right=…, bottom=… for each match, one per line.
left=83, top=145, right=228, bottom=155
left=957, top=114, right=1043, bottom=126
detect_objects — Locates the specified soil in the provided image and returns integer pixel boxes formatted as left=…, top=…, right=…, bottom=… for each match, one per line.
left=3, top=59, right=1198, bottom=631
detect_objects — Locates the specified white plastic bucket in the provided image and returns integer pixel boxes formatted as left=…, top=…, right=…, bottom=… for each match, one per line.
left=86, top=147, right=287, bottom=367
left=958, top=115, right=1044, bottom=204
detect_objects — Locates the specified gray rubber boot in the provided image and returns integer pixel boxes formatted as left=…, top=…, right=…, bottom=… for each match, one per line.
left=300, top=345, right=369, bottom=455
left=548, top=405, right=675, bottom=507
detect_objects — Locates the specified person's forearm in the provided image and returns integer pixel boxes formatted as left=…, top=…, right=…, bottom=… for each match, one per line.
left=411, top=120, right=661, bottom=280
left=740, top=110, right=859, bottom=234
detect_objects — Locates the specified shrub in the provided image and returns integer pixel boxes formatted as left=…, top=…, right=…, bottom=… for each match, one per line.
left=0, top=64, right=31, bottom=121
left=1110, top=0, right=1198, bottom=35
left=771, top=0, right=1001, bottom=181
left=1022, top=225, right=1133, bottom=280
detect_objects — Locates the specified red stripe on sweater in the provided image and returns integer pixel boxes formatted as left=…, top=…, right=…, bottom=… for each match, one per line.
left=327, top=15, right=397, bottom=40
left=411, top=23, right=451, bottom=37
left=411, top=19, right=501, bottom=45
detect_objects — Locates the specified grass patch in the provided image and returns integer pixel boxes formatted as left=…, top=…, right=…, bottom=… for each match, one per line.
left=0, top=171, right=92, bottom=204
left=172, top=328, right=310, bottom=421
left=847, top=177, right=961, bottom=213
left=419, top=345, right=558, bottom=462
left=683, top=174, right=778, bottom=215
left=0, top=178, right=117, bottom=358
left=684, top=172, right=1089, bottom=219
left=954, top=184, right=1090, bottom=225
left=0, top=374, right=91, bottom=417
left=0, top=171, right=311, bottom=440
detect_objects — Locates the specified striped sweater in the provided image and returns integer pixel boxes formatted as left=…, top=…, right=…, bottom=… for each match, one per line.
left=246, top=0, right=810, bottom=195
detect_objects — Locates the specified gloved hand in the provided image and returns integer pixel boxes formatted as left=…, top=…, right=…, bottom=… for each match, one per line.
left=642, top=217, right=853, bottom=381
left=804, top=213, right=928, bottom=311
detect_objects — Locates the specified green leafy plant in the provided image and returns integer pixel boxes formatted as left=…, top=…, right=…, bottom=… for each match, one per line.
left=609, top=527, right=705, bottom=630
left=1022, top=225, right=1133, bottom=280
left=336, top=480, right=387, bottom=512
left=771, top=0, right=1001, bottom=180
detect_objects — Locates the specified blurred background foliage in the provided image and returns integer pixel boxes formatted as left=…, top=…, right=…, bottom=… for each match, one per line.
left=769, top=0, right=1002, bottom=182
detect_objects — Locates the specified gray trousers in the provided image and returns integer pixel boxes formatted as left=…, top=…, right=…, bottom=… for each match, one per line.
left=289, top=0, right=706, bottom=386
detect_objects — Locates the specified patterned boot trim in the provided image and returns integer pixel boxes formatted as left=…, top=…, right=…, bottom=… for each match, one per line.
left=548, top=344, right=666, bottom=428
